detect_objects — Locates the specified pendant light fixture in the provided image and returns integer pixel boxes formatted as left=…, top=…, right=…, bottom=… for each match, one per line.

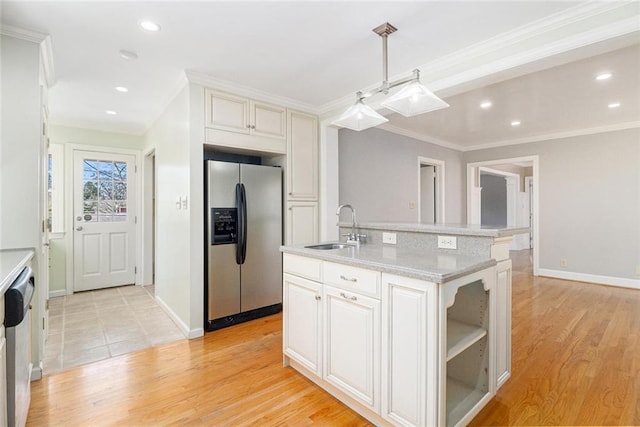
left=332, top=22, right=449, bottom=131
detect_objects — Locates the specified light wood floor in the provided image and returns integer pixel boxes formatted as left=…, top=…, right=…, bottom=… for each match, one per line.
left=28, top=250, right=640, bottom=426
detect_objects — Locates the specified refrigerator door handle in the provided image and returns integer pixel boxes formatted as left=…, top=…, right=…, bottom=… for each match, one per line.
left=240, top=183, right=248, bottom=264
left=235, top=183, right=244, bottom=265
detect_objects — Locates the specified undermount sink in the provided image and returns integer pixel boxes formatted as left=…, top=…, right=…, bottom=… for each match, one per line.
left=304, top=243, right=356, bottom=250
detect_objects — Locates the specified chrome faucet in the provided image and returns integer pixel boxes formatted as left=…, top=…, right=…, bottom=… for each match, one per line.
left=336, top=204, right=366, bottom=245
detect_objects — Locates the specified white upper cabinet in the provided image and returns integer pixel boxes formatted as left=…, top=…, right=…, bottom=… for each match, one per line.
left=287, top=110, right=318, bottom=201
left=251, top=101, right=286, bottom=139
left=205, top=89, right=286, bottom=139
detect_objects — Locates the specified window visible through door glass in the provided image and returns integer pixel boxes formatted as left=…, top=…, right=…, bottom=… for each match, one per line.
left=82, top=159, right=127, bottom=222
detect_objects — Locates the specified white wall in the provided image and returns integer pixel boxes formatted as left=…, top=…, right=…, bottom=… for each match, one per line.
left=143, top=84, right=195, bottom=333
left=338, top=128, right=465, bottom=223
left=49, top=125, right=145, bottom=150
left=187, top=83, right=204, bottom=333
left=464, top=128, right=640, bottom=283
left=0, top=35, right=42, bottom=250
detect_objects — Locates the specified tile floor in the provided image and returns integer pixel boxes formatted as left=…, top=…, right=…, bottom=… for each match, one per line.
left=44, top=284, right=186, bottom=374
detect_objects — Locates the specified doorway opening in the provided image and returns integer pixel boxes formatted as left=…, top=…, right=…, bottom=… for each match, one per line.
left=467, top=156, right=539, bottom=275
left=418, top=157, right=445, bottom=224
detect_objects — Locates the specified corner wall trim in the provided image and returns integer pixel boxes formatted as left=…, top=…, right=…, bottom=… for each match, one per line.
left=537, top=268, right=640, bottom=290
left=154, top=295, right=204, bottom=339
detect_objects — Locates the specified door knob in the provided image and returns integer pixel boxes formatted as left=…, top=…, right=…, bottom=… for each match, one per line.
left=76, top=226, right=83, bottom=231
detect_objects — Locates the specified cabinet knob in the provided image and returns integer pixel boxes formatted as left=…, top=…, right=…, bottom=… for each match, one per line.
left=315, top=295, right=321, bottom=301
left=246, top=124, right=251, bottom=128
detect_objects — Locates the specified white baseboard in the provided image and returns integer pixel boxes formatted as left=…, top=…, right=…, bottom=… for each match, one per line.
left=48, top=289, right=66, bottom=298
left=154, top=295, right=204, bottom=339
left=538, top=268, right=640, bottom=290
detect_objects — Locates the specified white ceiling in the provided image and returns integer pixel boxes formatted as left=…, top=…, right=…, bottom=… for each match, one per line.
left=2, top=1, right=639, bottom=147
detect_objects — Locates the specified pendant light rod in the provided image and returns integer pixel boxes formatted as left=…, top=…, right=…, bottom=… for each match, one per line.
left=357, top=69, right=420, bottom=101
left=373, top=22, right=397, bottom=93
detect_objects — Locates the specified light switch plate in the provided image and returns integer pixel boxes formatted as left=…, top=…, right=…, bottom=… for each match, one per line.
left=437, top=235, right=457, bottom=250
left=382, top=232, right=397, bottom=245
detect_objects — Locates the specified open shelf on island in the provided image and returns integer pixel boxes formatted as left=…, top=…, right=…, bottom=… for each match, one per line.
left=446, top=319, right=487, bottom=361
left=446, top=377, right=487, bottom=427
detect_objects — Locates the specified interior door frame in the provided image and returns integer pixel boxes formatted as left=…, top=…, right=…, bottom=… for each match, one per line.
left=417, top=156, right=446, bottom=223
left=466, top=155, right=539, bottom=276
left=142, top=148, right=157, bottom=287
left=64, top=143, right=142, bottom=295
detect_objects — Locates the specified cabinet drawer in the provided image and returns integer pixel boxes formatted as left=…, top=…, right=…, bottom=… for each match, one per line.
left=283, top=254, right=322, bottom=282
left=323, top=262, right=380, bottom=298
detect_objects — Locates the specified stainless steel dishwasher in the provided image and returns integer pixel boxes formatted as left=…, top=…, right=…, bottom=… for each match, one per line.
left=5, top=266, right=34, bottom=427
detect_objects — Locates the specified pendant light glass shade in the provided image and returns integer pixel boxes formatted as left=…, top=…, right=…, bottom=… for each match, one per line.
left=381, top=81, right=449, bottom=116
left=331, top=99, right=388, bottom=131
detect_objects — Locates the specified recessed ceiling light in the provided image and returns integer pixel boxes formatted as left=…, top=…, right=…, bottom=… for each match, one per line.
left=480, top=101, right=492, bottom=109
left=119, top=49, right=138, bottom=60
left=106, top=110, right=117, bottom=115
left=595, top=72, right=612, bottom=81
left=139, top=20, right=161, bottom=32
left=511, top=120, right=521, bottom=127
left=115, top=86, right=129, bottom=93
left=608, top=102, right=621, bottom=109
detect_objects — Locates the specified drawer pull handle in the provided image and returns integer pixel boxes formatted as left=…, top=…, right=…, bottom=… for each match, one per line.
left=339, top=275, right=357, bottom=282
left=340, top=292, right=357, bottom=301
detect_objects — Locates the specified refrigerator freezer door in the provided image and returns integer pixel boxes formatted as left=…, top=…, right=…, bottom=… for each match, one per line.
left=207, top=160, right=241, bottom=321
left=239, top=164, right=282, bottom=312
left=208, top=161, right=239, bottom=208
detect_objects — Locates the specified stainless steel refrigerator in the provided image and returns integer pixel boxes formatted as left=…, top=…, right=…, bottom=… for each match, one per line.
left=205, top=160, right=282, bottom=331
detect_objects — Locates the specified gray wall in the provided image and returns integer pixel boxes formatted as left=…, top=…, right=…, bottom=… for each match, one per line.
left=464, top=127, right=640, bottom=280
left=339, top=128, right=465, bottom=223
left=480, top=174, right=507, bottom=226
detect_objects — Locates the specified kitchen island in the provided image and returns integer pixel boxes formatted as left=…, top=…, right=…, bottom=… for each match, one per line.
left=281, top=223, right=526, bottom=426
left=281, top=244, right=496, bottom=426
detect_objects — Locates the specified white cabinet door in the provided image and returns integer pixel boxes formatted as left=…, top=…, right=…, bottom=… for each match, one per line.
left=324, top=285, right=380, bottom=412
left=286, top=201, right=318, bottom=245
left=251, top=101, right=286, bottom=139
left=283, top=274, right=322, bottom=377
left=205, top=89, right=250, bottom=134
left=287, top=110, right=318, bottom=200
left=495, top=260, right=512, bottom=387
left=381, top=274, right=438, bottom=427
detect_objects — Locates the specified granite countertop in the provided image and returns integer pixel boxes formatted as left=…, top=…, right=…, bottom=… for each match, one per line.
left=0, top=249, right=35, bottom=294
left=281, top=243, right=496, bottom=284
left=340, top=221, right=530, bottom=237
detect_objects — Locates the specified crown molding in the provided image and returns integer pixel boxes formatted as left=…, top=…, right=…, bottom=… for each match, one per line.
left=185, top=70, right=319, bottom=114
left=377, top=123, right=466, bottom=152
left=0, top=24, right=47, bottom=43
left=464, top=121, right=640, bottom=152
left=40, top=35, right=56, bottom=87
left=1, top=25, right=57, bottom=88
left=317, top=1, right=640, bottom=116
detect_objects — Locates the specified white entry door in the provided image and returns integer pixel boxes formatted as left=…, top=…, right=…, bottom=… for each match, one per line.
left=73, top=150, right=136, bottom=291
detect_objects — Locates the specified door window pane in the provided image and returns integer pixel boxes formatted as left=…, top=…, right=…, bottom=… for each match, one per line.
left=99, top=161, right=113, bottom=180
left=114, top=162, right=127, bottom=180
left=83, top=160, right=98, bottom=180
left=83, top=181, right=98, bottom=200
